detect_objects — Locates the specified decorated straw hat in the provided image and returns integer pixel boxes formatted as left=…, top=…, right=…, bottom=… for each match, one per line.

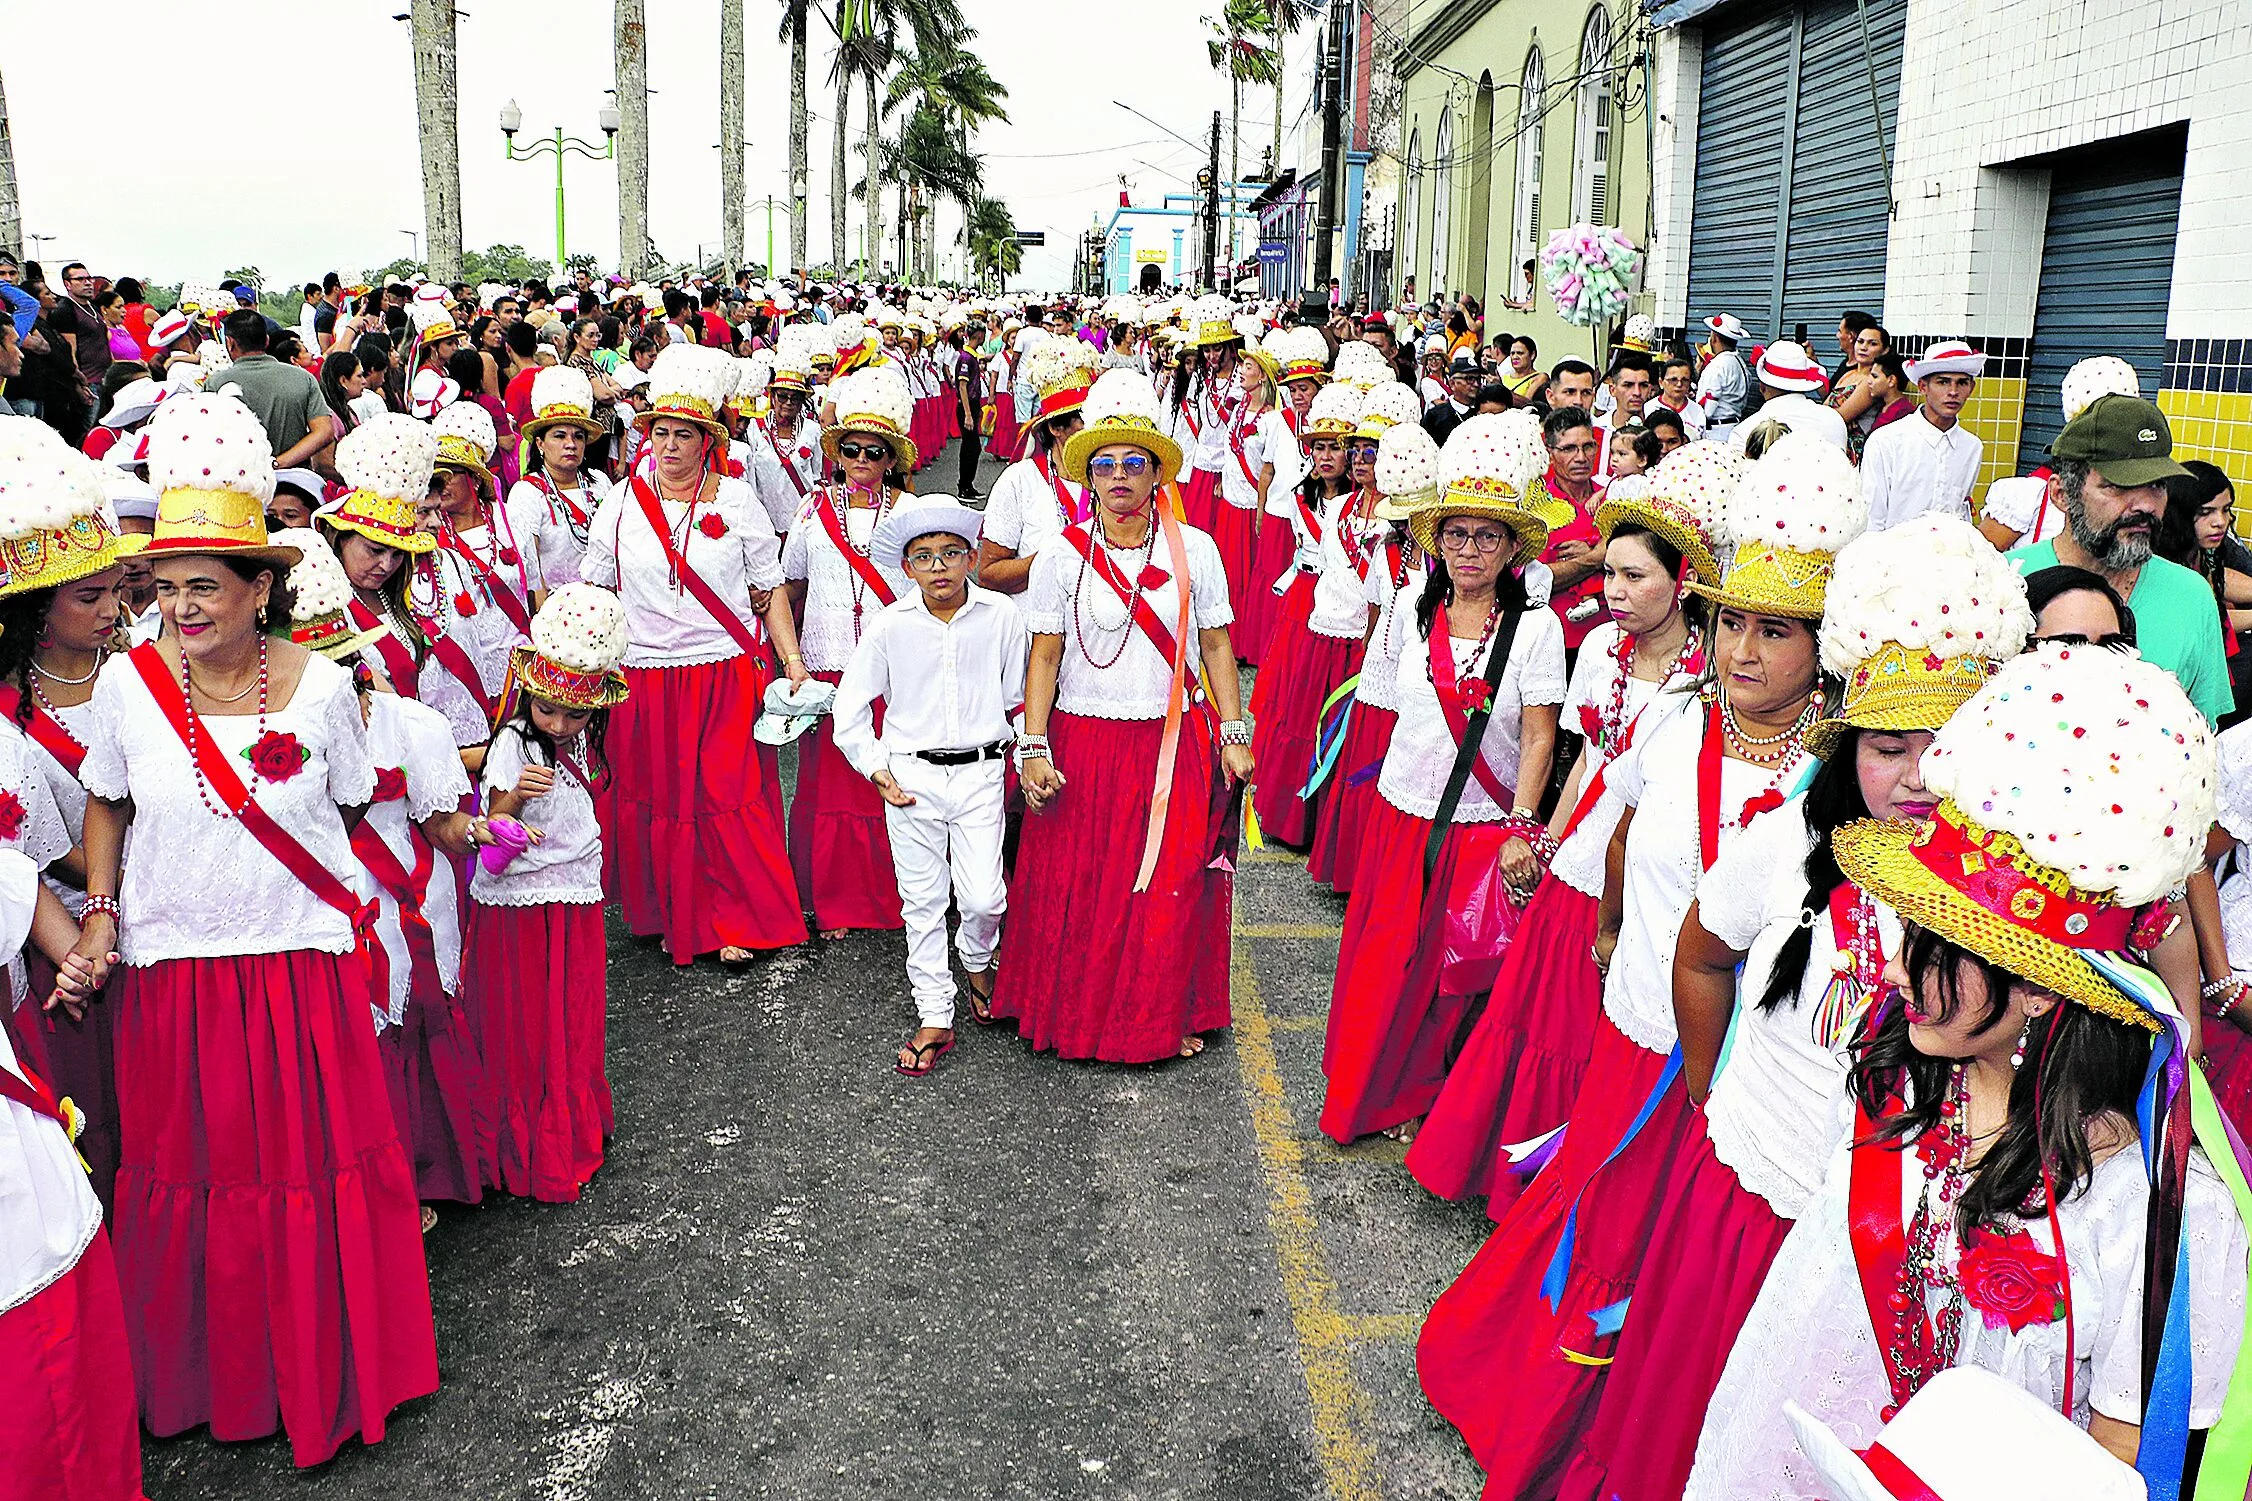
left=1786, top=1366, right=2147, bottom=1501
left=1412, top=412, right=1558, bottom=566
left=320, top=413, right=440, bottom=556
left=633, top=344, right=737, bottom=445
left=1372, top=419, right=1441, bottom=523
left=820, top=364, right=920, bottom=471
left=1190, top=293, right=1239, bottom=347
left=276, top=527, right=389, bottom=659
left=1832, top=642, right=2213, bottom=1030
left=0, top=416, right=148, bottom=599
left=731, top=353, right=773, bottom=417
left=1619, top=313, right=1656, bottom=352
left=1594, top=438, right=1741, bottom=588
left=809, top=320, right=841, bottom=371
left=1102, top=294, right=1145, bottom=327
left=1304, top=382, right=1361, bottom=440
left=409, top=294, right=460, bottom=349
left=1355, top=381, right=1421, bottom=442
left=1021, top=338, right=1101, bottom=433
left=520, top=365, right=599, bottom=443
left=1330, top=340, right=1393, bottom=391
left=770, top=325, right=820, bottom=394
left=2061, top=355, right=2142, bottom=422
left=141, top=392, right=301, bottom=568
left=1689, top=432, right=1867, bottom=620
left=1804, top=515, right=2032, bottom=760
left=429, top=399, right=498, bottom=489
left=506, top=582, right=631, bottom=713
left=1061, top=367, right=1185, bottom=485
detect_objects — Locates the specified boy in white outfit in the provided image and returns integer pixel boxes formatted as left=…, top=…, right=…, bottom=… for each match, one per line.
left=833, top=501, right=1028, bottom=1076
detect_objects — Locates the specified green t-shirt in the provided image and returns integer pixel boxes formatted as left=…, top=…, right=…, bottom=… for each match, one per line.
left=2008, top=541, right=2233, bottom=726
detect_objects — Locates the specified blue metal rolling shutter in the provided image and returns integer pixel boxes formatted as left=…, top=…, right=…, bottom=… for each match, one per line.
left=2019, top=133, right=2185, bottom=470
left=1779, top=0, right=1905, bottom=333
left=1683, top=6, right=1793, bottom=335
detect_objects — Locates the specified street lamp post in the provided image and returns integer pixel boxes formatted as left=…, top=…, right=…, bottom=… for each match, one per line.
left=748, top=196, right=790, bottom=278
left=500, top=99, right=620, bottom=275
left=400, top=228, right=420, bottom=265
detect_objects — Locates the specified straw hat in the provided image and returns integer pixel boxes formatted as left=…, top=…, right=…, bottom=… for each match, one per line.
left=633, top=344, right=737, bottom=446
left=1355, top=381, right=1421, bottom=442
left=1690, top=432, right=1867, bottom=620
left=141, top=392, right=300, bottom=568
left=1372, top=419, right=1441, bottom=522
left=1594, top=438, right=1741, bottom=588
left=1263, top=325, right=1332, bottom=389
left=409, top=294, right=461, bottom=349
left=1304, top=382, right=1361, bottom=439
left=0, top=417, right=148, bottom=599
left=520, top=365, right=598, bottom=443
left=771, top=325, right=820, bottom=394
left=1190, top=293, right=1239, bottom=347
left=1020, top=338, right=1101, bottom=433
left=820, top=364, right=920, bottom=471
left=1060, top=367, right=1184, bottom=485
left=277, top=527, right=389, bottom=659
left=508, top=582, right=631, bottom=712
left=1804, top=514, right=2032, bottom=760
left=730, top=353, right=773, bottom=417
left=1412, top=412, right=1558, bottom=565
left=320, top=413, right=440, bottom=557
left=429, top=400, right=497, bottom=489
left=1832, top=642, right=2213, bottom=1030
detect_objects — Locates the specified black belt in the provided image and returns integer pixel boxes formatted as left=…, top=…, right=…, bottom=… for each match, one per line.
left=912, top=740, right=1013, bottom=766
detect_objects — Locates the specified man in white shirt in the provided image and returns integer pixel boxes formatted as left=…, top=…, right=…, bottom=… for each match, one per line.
left=1593, top=352, right=1655, bottom=479
left=833, top=502, right=1027, bottom=1078
left=1861, top=340, right=1986, bottom=532
left=1692, top=313, right=1752, bottom=437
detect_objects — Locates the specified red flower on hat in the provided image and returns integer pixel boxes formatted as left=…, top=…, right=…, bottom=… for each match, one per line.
left=242, top=731, right=310, bottom=785
left=372, top=766, right=409, bottom=804
left=454, top=591, right=479, bottom=618
left=0, top=790, right=25, bottom=843
left=1959, top=1228, right=2067, bottom=1334
left=698, top=513, right=729, bottom=539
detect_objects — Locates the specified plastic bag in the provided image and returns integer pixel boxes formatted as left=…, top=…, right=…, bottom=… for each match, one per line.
left=1436, top=822, right=1526, bottom=998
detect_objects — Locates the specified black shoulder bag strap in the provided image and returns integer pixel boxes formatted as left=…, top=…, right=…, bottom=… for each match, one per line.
left=1423, top=605, right=1523, bottom=879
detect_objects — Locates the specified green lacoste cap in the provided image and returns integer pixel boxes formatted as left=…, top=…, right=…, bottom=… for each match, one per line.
left=2049, top=393, right=2189, bottom=488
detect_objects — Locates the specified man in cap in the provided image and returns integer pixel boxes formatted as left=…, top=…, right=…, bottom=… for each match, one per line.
left=1421, top=353, right=1482, bottom=445
left=2008, top=394, right=2228, bottom=724
left=1691, top=313, right=1751, bottom=436
left=1861, top=339, right=1984, bottom=531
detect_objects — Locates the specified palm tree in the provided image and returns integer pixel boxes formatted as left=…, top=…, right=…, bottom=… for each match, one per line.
left=1259, top=0, right=1322, bottom=176
left=883, top=27, right=1008, bottom=280
left=777, top=0, right=811, bottom=271
left=965, top=196, right=1021, bottom=290
left=409, top=0, right=463, bottom=282
left=0, top=67, right=20, bottom=260
left=1205, top=0, right=1281, bottom=277
left=721, top=0, right=746, bottom=277
left=616, top=0, right=651, bottom=279
left=873, top=105, right=983, bottom=281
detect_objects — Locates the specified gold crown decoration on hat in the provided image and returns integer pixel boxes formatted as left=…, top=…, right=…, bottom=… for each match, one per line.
left=521, top=366, right=598, bottom=443
left=1411, top=413, right=1555, bottom=566
left=322, top=413, right=440, bottom=556
left=1688, top=432, right=1867, bottom=621
left=141, top=393, right=302, bottom=566
left=820, top=365, right=921, bottom=472
left=0, top=417, right=149, bottom=600
left=1304, top=381, right=1361, bottom=438
left=505, top=581, right=631, bottom=715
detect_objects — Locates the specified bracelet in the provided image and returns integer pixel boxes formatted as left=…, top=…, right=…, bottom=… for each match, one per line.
left=2204, top=977, right=2237, bottom=1000
left=82, top=894, right=120, bottom=923
left=1219, top=718, right=1253, bottom=747
left=2217, top=981, right=2248, bottom=1020
left=1588, top=941, right=1610, bottom=974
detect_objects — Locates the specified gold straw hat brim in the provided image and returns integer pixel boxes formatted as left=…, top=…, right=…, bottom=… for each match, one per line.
left=820, top=421, right=920, bottom=474
left=1406, top=496, right=1551, bottom=569
left=1685, top=545, right=1835, bottom=620
left=1060, top=420, right=1184, bottom=487
left=1594, top=496, right=1723, bottom=587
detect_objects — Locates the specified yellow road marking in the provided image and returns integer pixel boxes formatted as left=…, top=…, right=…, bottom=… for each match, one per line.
left=1341, top=1312, right=1419, bottom=1344
left=1229, top=945, right=1383, bottom=1501
left=1270, top=1013, right=1326, bottom=1032
left=1235, top=923, right=1345, bottom=940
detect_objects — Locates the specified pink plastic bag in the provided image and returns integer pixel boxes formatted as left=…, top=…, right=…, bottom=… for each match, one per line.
left=1436, top=822, right=1525, bottom=998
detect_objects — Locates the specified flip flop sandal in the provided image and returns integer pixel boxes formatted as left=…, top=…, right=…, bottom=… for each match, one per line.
left=895, top=1034, right=956, bottom=1077
left=962, top=972, right=998, bottom=1026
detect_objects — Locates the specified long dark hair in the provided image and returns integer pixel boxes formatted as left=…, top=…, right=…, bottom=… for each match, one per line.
left=325, top=530, right=425, bottom=665
left=0, top=588, right=59, bottom=727
left=504, top=696, right=612, bottom=782
left=1850, top=927, right=2147, bottom=1233
left=1413, top=544, right=1531, bottom=639
left=1757, top=735, right=1870, bottom=1012
left=2160, top=460, right=2235, bottom=621
left=319, top=350, right=360, bottom=433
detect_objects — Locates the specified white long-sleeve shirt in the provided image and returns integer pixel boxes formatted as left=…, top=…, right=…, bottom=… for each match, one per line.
left=832, top=585, right=1029, bottom=776
left=1694, top=349, right=1751, bottom=430
left=1860, top=411, right=1984, bottom=532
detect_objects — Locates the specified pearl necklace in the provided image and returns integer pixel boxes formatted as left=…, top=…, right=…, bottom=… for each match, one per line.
left=1721, top=688, right=1821, bottom=765
left=32, top=651, right=102, bottom=687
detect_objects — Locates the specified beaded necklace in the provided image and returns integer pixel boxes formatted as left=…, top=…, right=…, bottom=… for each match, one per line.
left=28, top=657, right=96, bottom=751
left=1071, top=512, right=1158, bottom=672
left=1596, top=624, right=1700, bottom=754
left=1888, top=1066, right=1973, bottom=1413
left=1721, top=687, right=1820, bottom=765
left=826, top=482, right=894, bottom=634
left=180, top=636, right=269, bottom=821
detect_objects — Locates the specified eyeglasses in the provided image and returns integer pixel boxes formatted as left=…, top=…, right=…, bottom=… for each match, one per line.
left=904, top=545, right=972, bottom=571
left=835, top=440, right=891, bottom=462
left=1349, top=444, right=1379, bottom=461
left=1088, top=454, right=1152, bottom=478
left=2037, top=631, right=2134, bottom=651
left=1438, top=525, right=1511, bottom=554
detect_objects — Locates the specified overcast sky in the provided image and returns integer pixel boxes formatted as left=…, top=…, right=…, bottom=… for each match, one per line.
left=7, top=0, right=1318, bottom=291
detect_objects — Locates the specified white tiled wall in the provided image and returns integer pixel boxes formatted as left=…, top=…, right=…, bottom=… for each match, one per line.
left=1646, top=25, right=1702, bottom=329
left=1886, top=0, right=2252, bottom=338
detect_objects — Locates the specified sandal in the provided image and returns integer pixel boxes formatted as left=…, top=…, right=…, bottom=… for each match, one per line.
left=1178, top=1034, right=1207, bottom=1059
left=895, top=1030, right=957, bottom=1077
left=963, top=969, right=997, bottom=1026
left=420, top=1205, right=439, bottom=1235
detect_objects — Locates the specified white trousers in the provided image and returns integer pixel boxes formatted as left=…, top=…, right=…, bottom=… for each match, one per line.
left=882, top=754, right=1008, bottom=1029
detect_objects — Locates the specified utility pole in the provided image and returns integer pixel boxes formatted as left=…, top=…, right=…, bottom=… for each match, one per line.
left=0, top=67, right=21, bottom=260
left=409, top=0, right=464, bottom=283
left=614, top=0, right=650, bottom=279
left=1304, top=0, right=1347, bottom=325
left=1203, top=110, right=1221, bottom=293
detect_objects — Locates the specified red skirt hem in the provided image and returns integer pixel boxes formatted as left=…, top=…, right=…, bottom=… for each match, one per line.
left=1308, top=702, right=1396, bottom=890
left=463, top=901, right=612, bottom=1203
left=788, top=670, right=905, bottom=932
left=0, top=1229, right=146, bottom=1500
left=1180, top=467, right=1221, bottom=534
left=377, top=987, right=483, bottom=1205
left=2206, top=1021, right=2252, bottom=1144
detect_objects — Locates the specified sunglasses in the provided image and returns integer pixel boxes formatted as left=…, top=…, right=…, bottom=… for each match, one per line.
left=1088, top=454, right=1152, bottom=478
left=835, top=440, right=891, bottom=462
left=2036, top=631, right=2133, bottom=651
left=1349, top=444, right=1379, bottom=461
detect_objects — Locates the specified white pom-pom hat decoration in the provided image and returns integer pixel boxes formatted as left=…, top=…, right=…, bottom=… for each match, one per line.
left=730, top=353, right=773, bottom=415
left=1190, top=293, right=1238, bottom=347
left=1689, top=431, right=1868, bottom=620
left=512, top=581, right=631, bottom=710
left=276, top=526, right=389, bottom=659
left=1355, top=381, right=1422, bottom=441
left=1596, top=438, right=1741, bottom=586
left=1805, top=514, right=2033, bottom=758
left=1021, top=338, right=1101, bottom=431
left=821, top=364, right=921, bottom=471
left=322, top=414, right=440, bottom=557
left=409, top=295, right=461, bottom=346
left=0, top=415, right=148, bottom=600
left=771, top=326, right=820, bottom=392
left=142, top=391, right=301, bottom=567
left=633, top=344, right=738, bottom=445
left=1330, top=341, right=1393, bottom=390
left=522, top=366, right=597, bottom=442
left=1373, top=420, right=1441, bottom=522
left=2060, top=355, right=2142, bottom=422
left=1412, top=412, right=1557, bottom=565
left=1832, top=641, right=2215, bottom=1032
left=1061, top=367, right=1185, bottom=486
left=1305, top=382, right=1362, bottom=438
left=1265, top=325, right=1332, bottom=388
left=430, top=399, right=498, bottom=486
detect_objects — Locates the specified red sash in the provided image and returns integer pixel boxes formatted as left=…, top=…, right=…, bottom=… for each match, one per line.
left=1860, top=1444, right=1943, bottom=1501
left=0, top=683, right=86, bottom=780
left=440, top=526, right=533, bottom=636
left=1848, top=1101, right=1921, bottom=1413
left=349, top=813, right=439, bottom=1015
left=0, top=1054, right=67, bottom=1131
left=1696, top=700, right=1727, bottom=872
left=528, top=472, right=590, bottom=529
left=1059, top=523, right=1184, bottom=670
left=1228, top=413, right=1264, bottom=493
left=1033, top=451, right=1090, bottom=526
left=629, top=474, right=768, bottom=661
left=1426, top=620, right=1514, bottom=807
left=764, top=422, right=811, bottom=498
left=1296, top=487, right=1328, bottom=549
left=126, top=644, right=379, bottom=961
left=813, top=489, right=898, bottom=609
left=347, top=598, right=421, bottom=700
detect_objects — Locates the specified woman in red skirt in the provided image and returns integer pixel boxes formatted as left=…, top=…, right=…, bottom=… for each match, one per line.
left=1212, top=343, right=1302, bottom=667
left=1417, top=432, right=1864, bottom=1498
left=1167, top=295, right=1242, bottom=534
left=975, top=338, right=1098, bottom=594
left=1553, top=514, right=2030, bottom=1501
left=994, top=367, right=1254, bottom=1062
left=584, top=344, right=813, bottom=964
left=1319, top=412, right=1567, bottom=1145
left=780, top=364, right=921, bottom=935
left=70, top=391, right=436, bottom=1465
left=1308, top=417, right=1436, bottom=891
left=467, top=583, right=629, bottom=1202
left=986, top=324, right=1032, bottom=462
left=1407, top=446, right=1733, bottom=1210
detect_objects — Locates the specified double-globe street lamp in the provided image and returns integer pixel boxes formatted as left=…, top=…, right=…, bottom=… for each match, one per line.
left=499, top=100, right=620, bottom=276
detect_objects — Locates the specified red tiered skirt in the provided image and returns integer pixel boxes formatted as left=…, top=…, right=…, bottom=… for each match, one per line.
left=1555, top=1125, right=1793, bottom=1501
left=2207, top=1019, right=2252, bottom=1144
left=1417, top=1017, right=1693, bottom=1498
left=1308, top=702, right=1397, bottom=891
left=1180, top=466, right=1222, bottom=533
left=111, top=951, right=437, bottom=1467
left=605, top=653, right=807, bottom=963
left=989, top=391, right=1022, bottom=461
left=788, top=669, right=905, bottom=933
left=992, top=710, right=1232, bottom=1062
left=1239, top=511, right=1300, bottom=664
left=1248, top=612, right=1359, bottom=850
left=1408, top=877, right=1604, bottom=1212
left=0, top=1228, right=145, bottom=1500
left=911, top=394, right=946, bottom=470
left=462, top=900, right=612, bottom=1204
left=1211, top=502, right=1267, bottom=665
left=25, top=952, right=121, bottom=1219
left=1320, top=797, right=1511, bottom=1143
left=377, top=985, right=483, bottom=1206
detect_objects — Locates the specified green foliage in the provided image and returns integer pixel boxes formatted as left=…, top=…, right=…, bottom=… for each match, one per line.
left=223, top=265, right=265, bottom=291
left=1204, top=0, right=1282, bottom=85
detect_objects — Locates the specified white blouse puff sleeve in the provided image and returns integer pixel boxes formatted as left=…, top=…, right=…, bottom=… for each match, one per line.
left=582, top=475, right=783, bottom=667
left=1024, top=524, right=1234, bottom=722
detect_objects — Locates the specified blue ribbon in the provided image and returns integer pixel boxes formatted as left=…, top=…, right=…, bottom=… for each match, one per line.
left=1587, top=1297, right=1631, bottom=1338
left=1539, top=1046, right=1683, bottom=1312
left=1299, top=694, right=1358, bottom=799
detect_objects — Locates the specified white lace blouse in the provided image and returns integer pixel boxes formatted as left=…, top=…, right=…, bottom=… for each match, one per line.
left=1686, top=1138, right=2249, bottom=1499
left=1374, top=585, right=1566, bottom=822
left=80, top=651, right=377, bottom=966
left=19, top=699, right=94, bottom=918
left=1024, top=522, right=1234, bottom=722
left=749, top=417, right=823, bottom=536
left=503, top=471, right=611, bottom=592
left=983, top=455, right=1086, bottom=562
left=780, top=488, right=919, bottom=674
left=1356, top=538, right=1426, bottom=714
left=0, top=848, right=97, bottom=1318
left=355, top=693, right=469, bottom=1029
left=1217, top=407, right=1305, bottom=514
left=1549, top=624, right=1684, bottom=896
left=410, top=548, right=523, bottom=748
left=473, top=723, right=604, bottom=906
left=0, top=723, right=70, bottom=1009
left=1308, top=500, right=1383, bottom=641
left=581, top=474, right=784, bottom=668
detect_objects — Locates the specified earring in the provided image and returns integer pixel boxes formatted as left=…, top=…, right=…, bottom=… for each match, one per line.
left=2010, top=1017, right=2032, bottom=1071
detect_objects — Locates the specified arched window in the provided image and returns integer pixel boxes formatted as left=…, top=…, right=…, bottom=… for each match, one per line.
left=1512, top=50, right=1546, bottom=305
left=1572, top=9, right=1615, bottom=226
left=1431, top=109, right=1453, bottom=298
left=1404, top=127, right=1423, bottom=299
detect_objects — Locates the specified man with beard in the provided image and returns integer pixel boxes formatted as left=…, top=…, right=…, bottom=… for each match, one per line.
left=2009, top=393, right=2229, bottom=724
left=1861, top=339, right=1985, bottom=529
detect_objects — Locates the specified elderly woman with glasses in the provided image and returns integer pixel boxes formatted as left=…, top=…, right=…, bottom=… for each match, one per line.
left=991, top=369, right=1253, bottom=1064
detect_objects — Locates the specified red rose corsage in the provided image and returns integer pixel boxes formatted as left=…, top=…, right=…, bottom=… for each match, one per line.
left=497, top=546, right=520, bottom=566
left=1958, top=1227, right=2067, bottom=1334
left=243, top=730, right=310, bottom=785
left=1577, top=703, right=1604, bottom=742
left=372, top=766, right=409, bottom=804
left=1460, top=679, right=1494, bottom=715
left=1738, top=788, right=1786, bottom=826
left=698, top=513, right=730, bottom=539
left=726, top=459, right=747, bottom=479
left=453, top=591, right=479, bottom=618
left=0, top=789, right=25, bottom=842
left=1137, top=565, right=1171, bottom=592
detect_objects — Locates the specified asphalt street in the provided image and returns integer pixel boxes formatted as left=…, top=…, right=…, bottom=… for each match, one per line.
left=143, top=438, right=1496, bottom=1501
